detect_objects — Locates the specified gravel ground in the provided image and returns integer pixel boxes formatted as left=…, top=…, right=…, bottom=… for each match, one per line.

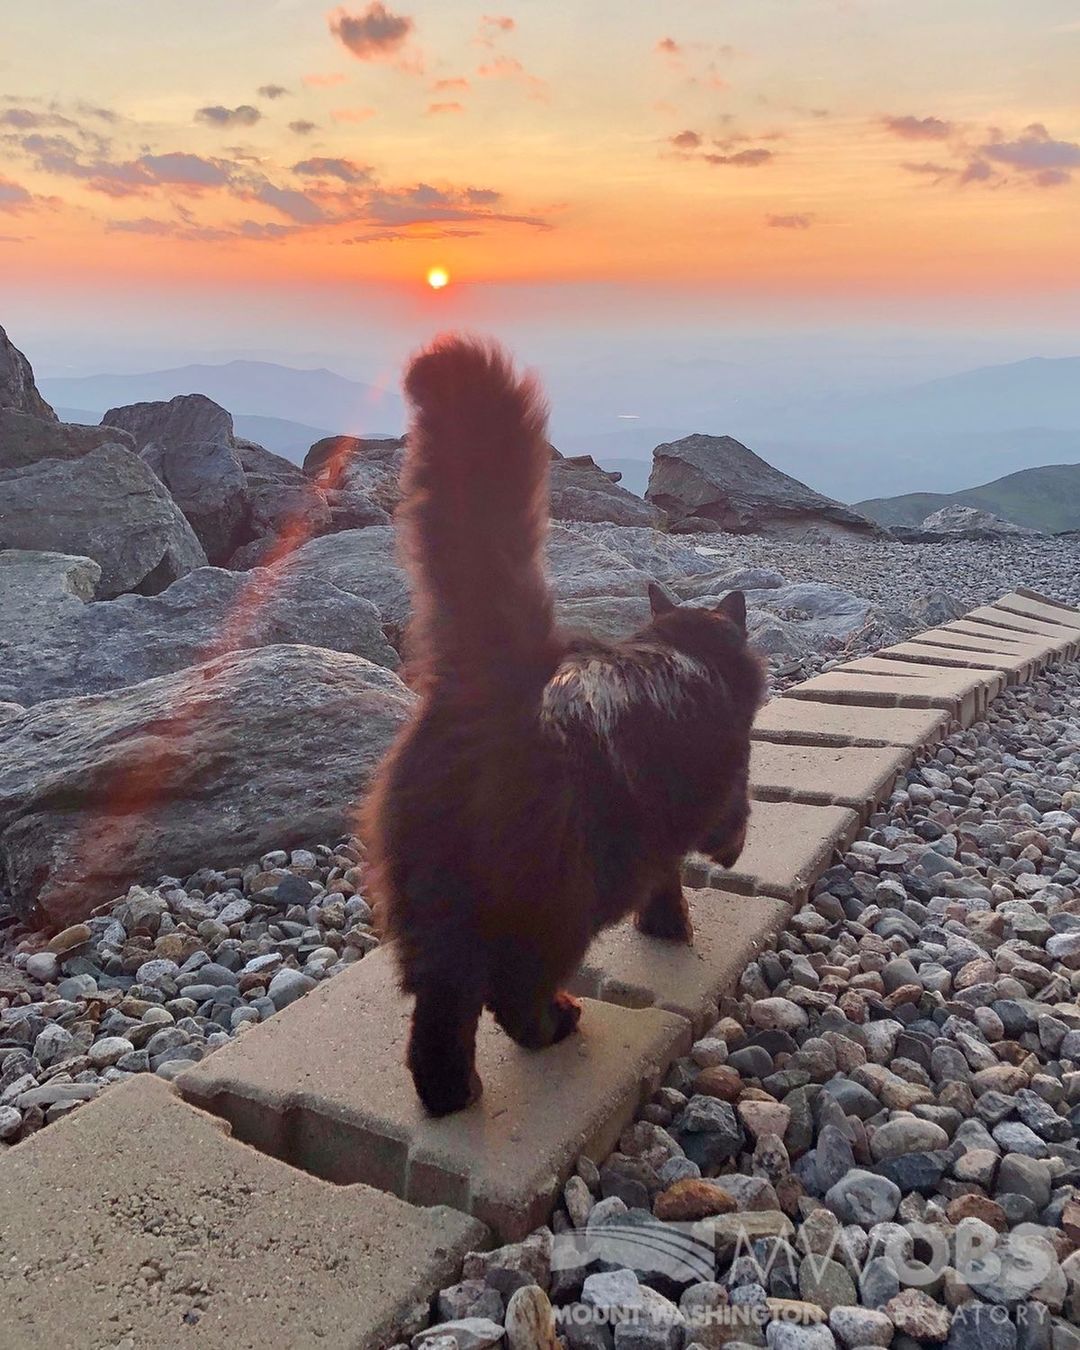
left=406, top=662, right=1080, bottom=1350
left=0, top=541, right=1078, bottom=1348
left=689, top=534, right=1080, bottom=615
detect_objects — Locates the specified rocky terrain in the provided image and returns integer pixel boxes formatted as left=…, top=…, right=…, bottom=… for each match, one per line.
left=2, top=320, right=1079, bottom=1346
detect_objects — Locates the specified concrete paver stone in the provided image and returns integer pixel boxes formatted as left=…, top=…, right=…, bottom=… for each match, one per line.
left=683, top=798, right=860, bottom=902
left=178, top=948, right=691, bottom=1241
left=749, top=739, right=911, bottom=814
left=752, top=697, right=950, bottom=749
left=570, top=887, right=791, bottom=1031
left=0, top=1075, right=486, bottom=1350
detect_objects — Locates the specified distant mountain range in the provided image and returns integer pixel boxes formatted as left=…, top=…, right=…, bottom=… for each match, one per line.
left=39, top=351, right=1080, bottom=505
left=857, top=462, right=1080, bottom=534
left=41, top=360, right=404, bottom=443
left=740, top=356, right=1080, bottom=501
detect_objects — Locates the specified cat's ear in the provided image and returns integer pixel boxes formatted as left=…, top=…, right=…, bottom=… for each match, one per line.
left=648, top=582, right=677, bottom=618
left=715, top=590, right=747, bottom=632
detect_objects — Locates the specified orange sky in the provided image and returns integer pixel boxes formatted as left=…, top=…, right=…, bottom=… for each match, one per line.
left=2, top=0, right=1079, bottom=305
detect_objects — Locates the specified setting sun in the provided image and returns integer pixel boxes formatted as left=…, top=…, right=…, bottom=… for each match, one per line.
left=426, top=267, right=450, bottom=290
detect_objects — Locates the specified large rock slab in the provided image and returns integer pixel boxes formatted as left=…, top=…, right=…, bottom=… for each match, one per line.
left=549, top=450, right=664, bottom=527
left=0, top=407, right=136, bottom=471
left=178, top=946, right=691, bottom=1241
left=0, top=550, right=399, bottom=705
left=0, top=324, right=54, bottom=420
left=646, top=434, right=883, bottom=538
left=0, top=644, right=413, bottom=924
left=270, top=524, right=653, bottom=639
left=0, top=442, right=207, bottom=596
left=102, top=391, right=235, bottom=451
left=141, top=439, right=250, bottom=563
left=305, top=435, right=405, bottom=515
left=920, top=504, right=1040, bottom=538
left=0, top=1075, right=485, bottom=1350
left=566, top=524, right=719, bottom=582
left=272, top=525, right=410, bottom=627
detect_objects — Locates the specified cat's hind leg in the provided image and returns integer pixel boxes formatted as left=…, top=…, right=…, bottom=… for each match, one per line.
left=635, top=870, right=693, bottom=943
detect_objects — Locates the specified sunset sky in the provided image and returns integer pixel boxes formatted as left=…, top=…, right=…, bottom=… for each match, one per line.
left=2, top=0, right=1079, bottom=386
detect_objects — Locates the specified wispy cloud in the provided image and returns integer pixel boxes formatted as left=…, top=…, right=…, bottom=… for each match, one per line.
left=257, top=84, right=291, bottom=100
left=331, top=105, right=377, bottom=123
left=292, top=156, right=371, bottom=182
left=881, top=114, right=953, bottom=141
left=288, top=119, right=318, bottom=134
left=427, top=102, right=465, bottom=116
left=196, top=104, right=262, bottom=128
left=766, top=213, right=813, bottom=229
left=303, top=72, right=347, bottom=88
left=329, top=3, right=414, bottom=61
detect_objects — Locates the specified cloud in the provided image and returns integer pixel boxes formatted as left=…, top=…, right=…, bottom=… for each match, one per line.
left=980, top=123, right=1080, bottom=174
left=0, top=175, right=33, bottom=213
left=475, top=13, right=514, bottom=47
left=343, top=225, right=482, bottom=244
left=329, top=3, right=414, bottom=61
left=364, top=181, right=549, bottom=229
left=139, top=152, right=235, bottom=186
left=670, top=129, right=702, bottom=150
left=0, top=107, right=75, bottom=131
left=106, top=215, right=301, bottom=243
left=74, top=101, right=119, bottom=123
left=196, top=104, right=262, bottom=128
left=303, top=72, right=347, bottom=87
left=253, top=182, right=328, bottom=222
left=292, top=156, right=370, bottom=182
left=289, top=119, right=319, bottom=134
left=704, top=147, right=774, bottom=167
left=477, top=56, right=524, bottom=78
left=331, top=106, right=377, bottom=122
left=257, top=84, right=291, bottom=100
left=428, top=101, right=464, bottom=115
left=766, top=213, right=813, bottom=229
left=900, top=160, right=955, bottom=178
left=655, top=37, right=681, bottom=55
left=432, top=76, right=469, bottom=92
left=881, top=114, right=953, bottom=141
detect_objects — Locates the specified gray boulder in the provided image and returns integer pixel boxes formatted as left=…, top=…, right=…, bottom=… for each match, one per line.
left=0, top=443, right=207, bottom=596
left=102, top=392, right=235, bottom=452
left=0, top=325, right=55, bottom=421
left=0, top=408, right=136, bottom=472
left=0, top=644, right=414, bottom=925
left=549, top=450, right=664, bottom=527
left=140, top=439, right=249, bottom=564
left=234, top=437, right=306, bottom=485
left=0, top=550, right=399, bottom=705
left=646, top=434, right=883, bottom=538
left=270, top=526, right=410, bottom=629
left=564, top=524, right=718, bottom=582
left=103, top=395, right=249, bottom=563
left=688, top=581, right=885, bottom=659
left=268, top=523, right=654, bottom=644
left=557, top=595, right=652, bottom=640
left=305, top=436, right=405, bottom=514
left=545, top=525, right=652, bottom=600
left=919, top=505, right=1040, bottom=538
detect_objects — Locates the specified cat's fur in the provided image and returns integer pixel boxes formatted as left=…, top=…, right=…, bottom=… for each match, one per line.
left=364, top=335, right=766, bottom=1116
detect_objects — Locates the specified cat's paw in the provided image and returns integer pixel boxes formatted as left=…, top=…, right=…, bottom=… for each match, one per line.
left=635, top=905, right=694, bottom=944
left=549, top=990, right=583, bottom=1043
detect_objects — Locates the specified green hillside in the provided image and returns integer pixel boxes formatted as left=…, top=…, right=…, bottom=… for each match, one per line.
left=856, top=462, right=1080, bottom=533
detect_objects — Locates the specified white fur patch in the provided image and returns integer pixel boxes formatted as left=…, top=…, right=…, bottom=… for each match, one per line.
left=540, top=645, right=706, bottom=747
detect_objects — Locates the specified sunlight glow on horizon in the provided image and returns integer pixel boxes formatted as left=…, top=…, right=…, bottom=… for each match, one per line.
left=426, top=266, right=450, bottom=290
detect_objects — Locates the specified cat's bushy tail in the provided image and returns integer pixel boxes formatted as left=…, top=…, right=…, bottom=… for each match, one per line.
left=399, top=333, right=561, bottom=696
